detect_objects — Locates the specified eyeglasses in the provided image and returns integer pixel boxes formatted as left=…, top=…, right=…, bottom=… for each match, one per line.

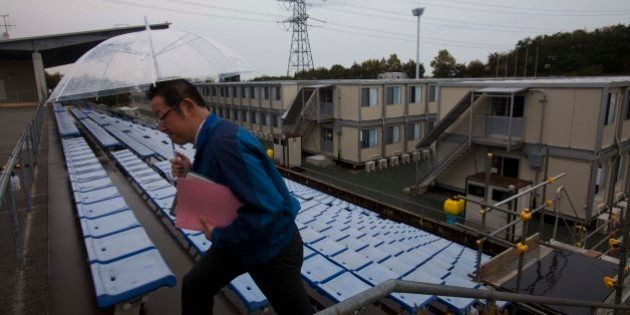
left=156, top=104, right=179, bottom=125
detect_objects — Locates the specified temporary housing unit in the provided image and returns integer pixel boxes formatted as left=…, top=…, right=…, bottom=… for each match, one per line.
left=413, top=77, right=630, bottom=223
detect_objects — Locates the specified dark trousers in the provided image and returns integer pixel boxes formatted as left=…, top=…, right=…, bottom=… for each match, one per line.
left=181, top=231, right=313, bottom=315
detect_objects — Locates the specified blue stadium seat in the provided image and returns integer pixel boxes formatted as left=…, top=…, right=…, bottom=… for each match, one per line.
left=328, top=249, right=372, bottom=271
left=74, top=186, right=120, bottom=204
left=301, top=254, right=344, bottom=286
left=84, top=227, right=155, bottom=264
left=228, top=273, right=270, bottom=312
left=319, top=272, right=372, bottom=303
left=354, top=262, right=399, bottom=286
left=358, top=246, right=391, bottom=263
left=380, top=256, right=416, bottom=277
left=79, top=210, right=141, bottom=238
left=90, top=249, right=176, bottom=308
left=76, top=197, right=130, bottom=219
left=309, top=238, right=347, bottom=257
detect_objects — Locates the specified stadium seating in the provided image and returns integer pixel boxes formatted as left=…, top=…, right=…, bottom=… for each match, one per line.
left=64, top=106, right=509, bottom=314
left=58, top=136, right=176, bottom=309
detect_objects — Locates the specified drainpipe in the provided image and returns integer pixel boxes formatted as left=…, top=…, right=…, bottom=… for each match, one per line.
left=529, top=89, right=548, bottom=209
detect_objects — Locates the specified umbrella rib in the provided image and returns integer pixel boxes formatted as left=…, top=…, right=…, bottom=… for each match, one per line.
left=155, top=33, right=195, bottom=56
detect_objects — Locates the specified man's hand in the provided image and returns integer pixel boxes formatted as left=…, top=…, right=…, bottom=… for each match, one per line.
left=170, top=151, right=191, bottom=178
left=199, top=217, right=214, bottom=240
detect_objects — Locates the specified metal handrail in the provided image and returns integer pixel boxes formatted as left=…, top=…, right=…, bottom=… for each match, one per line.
left=316, top=279, right=630, bottom=315
left=0, top=100, right=47, bottom=266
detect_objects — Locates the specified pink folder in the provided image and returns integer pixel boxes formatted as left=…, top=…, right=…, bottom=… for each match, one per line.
left=174, top=173, right=241, bottom=231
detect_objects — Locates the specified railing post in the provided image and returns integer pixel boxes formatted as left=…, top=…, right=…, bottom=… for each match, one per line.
left=515, top=214, right=530, bottom=293
left=507, top=93, right=514, bottom=152
left=552, top=190, right=561, bottom=241
left=18, top=152, right=32, bottom=213
left=26, top=134, right=35, bottom=181
left=7, top=180, right=24, bottom=267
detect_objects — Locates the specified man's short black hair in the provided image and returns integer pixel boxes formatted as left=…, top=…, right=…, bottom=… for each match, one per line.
left=146, top=79, right=207, bottom=110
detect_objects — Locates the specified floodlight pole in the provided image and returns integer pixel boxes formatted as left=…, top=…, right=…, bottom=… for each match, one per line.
left=412, top=7, right=425, bottom=79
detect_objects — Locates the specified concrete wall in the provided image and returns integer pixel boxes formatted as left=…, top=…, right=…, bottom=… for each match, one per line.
left=0, top=59, right=38, bottom=103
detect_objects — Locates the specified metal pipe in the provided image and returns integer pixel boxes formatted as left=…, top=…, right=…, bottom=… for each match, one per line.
left=316, top=280, right=630, bottom=315
left=456, top=195, right=519, bottom=216
left=515, top=216, right=530, bottom=293
left=507, top=92, right=514, bottom=151
left=455, top=223, right=514, bottom=247
left=487, top=203, right=546, bottom=238
left=491, top=172, right=566, bottom=210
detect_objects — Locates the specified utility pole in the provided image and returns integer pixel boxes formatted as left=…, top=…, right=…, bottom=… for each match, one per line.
left=279, top=0, right=315, bottom=76
left=0, top=14, right=15, bottom=40
left=504, top=53, right=508, bottom=77
left=514, top=49, right=518, bottom=77
left=524, top=46, right=529, bottom=77
left=412, top=7, right=425, bottom=79
left=534, top=46, right=540, bottom=77
left=495, top=54, right=499, bottom=78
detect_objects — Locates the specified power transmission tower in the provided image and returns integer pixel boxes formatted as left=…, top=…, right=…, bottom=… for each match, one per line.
left=279, top=0, right=315, bottom=76
left=0, top=14, right=15, bottom=40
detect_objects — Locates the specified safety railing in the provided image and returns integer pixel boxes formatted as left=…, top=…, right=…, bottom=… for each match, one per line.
left=0, top=99, right=47, bottom=267
left=315, top=279, right=630, bottom=315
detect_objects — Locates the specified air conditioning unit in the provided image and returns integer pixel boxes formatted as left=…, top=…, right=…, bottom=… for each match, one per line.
left=412, top=151, right=421, bottom=162
left=377, top=158, right=388, bottom=170
left=365, top=161, right=376, bottom=173
left=401, top=154, right=410, bottom=164
left=389, top=156, right=399, bottom=167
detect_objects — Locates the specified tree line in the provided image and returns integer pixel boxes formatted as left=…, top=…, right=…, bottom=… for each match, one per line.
left=254, top=23, right=629, bottom=80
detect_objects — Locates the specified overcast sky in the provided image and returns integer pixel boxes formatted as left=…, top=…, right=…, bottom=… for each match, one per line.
left=4, top=0, right=630, bottom=77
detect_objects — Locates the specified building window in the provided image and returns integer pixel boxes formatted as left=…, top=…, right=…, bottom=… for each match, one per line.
left=409, top=86, right=422, bottom=103
left=467, top=183, right=485, bottom=197
left=407, top=122, right=422, bottom=140
left=384, top=126, right=400, bottom=144
left=605, top=92, right=617, bottom=126
left=232, top=86, right=238, bottom=98
left=275, top=114, right=282, bottom=128
left=251, top=87, right=257, bottom=99
left=226, top=87, right=231, bottom=97
left=491, top=189, right=512, bottom=202
left=272, top=114, right=279, bottom=127
left=234, top=110, right=239, bottom=122
left=263, top=87, right=269, bottom=100
left=272, top=86, right=281, bottom=101
left=240, top=110, right=246, bottom=122
left=361, top=87, right=378, bottom=107
left=428, top=85, right=438, bottom=102
left=491, top=96, right=524, bottom=117
left=385, top=86, right=401, bottom=105
left=492, top=155, right=520, bottom=178
left=251, top=111, right=258, bottom=124
left=260, top=112, right=269, bottom=126
left=211, top=87, right=216, bottom=96
left=360, top=128, right=378, bottom=148
left=219, top=87, right=225, bottom=97
left=241, top=86, right=248, bottom=98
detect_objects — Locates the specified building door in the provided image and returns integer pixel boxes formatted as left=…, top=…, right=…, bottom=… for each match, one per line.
left=321, top=127, right=333, bottom=154
left=492, top=155, right=520, bottom=178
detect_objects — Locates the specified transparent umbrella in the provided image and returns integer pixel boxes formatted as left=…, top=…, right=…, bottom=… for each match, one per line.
left=49, top=28, right=253, bottom=102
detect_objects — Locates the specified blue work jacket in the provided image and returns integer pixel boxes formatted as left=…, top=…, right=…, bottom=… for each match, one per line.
left=191, top=114, right=299, bottom=266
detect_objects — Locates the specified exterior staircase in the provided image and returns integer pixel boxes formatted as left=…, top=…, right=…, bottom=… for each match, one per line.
left=413, top=91, right=486, bottom=193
